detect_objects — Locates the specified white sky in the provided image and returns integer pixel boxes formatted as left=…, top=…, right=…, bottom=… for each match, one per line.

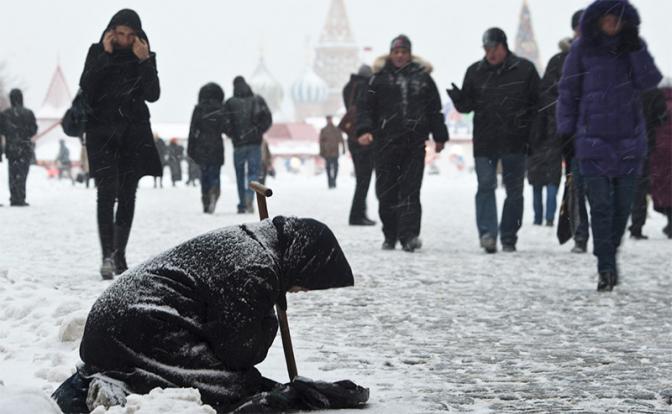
left=2, top=0, right=671, bottom=122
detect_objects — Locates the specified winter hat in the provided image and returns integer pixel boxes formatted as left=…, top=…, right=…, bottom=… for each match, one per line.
left=571, top=9, right=584, bottom=30
left=390, top=34, right=412, bottom=52
left=357, top=64, right=373, bottom=77
left=9, top=89, right=23, bottom=107
left=198, top=82, right=224, bottom=104
left=233, top=76, right=253, bottom=98
left=482, top=27, right=508, bottom=49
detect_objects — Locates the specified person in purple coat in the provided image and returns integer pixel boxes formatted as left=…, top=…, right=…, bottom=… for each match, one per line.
left=557, top=0, right=662, bottom=292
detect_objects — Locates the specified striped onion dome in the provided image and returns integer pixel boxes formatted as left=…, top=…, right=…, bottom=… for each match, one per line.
left=291, top=66, right=329, bottom=104
left=249, top=58, right=284, bottom=113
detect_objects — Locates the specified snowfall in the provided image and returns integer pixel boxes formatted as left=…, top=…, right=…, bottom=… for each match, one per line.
left=0, top=155, right=671, bottom=414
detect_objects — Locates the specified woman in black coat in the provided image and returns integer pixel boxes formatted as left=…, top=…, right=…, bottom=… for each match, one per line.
left=187, top=82, right=229, bottom=213
left=52, top=216, right=356, bottom=413
left=80, top=9, right=162, bottom=279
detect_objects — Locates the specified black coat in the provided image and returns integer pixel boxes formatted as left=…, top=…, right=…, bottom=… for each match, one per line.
left=187, top=83, right=229, bottom=166
left=356, top=59, right=448, bottom=146
left=224, top=79, right=272, bottom=148
left=0, top=89, right=37, bottom=161
left=342, top=74, right=372, bottom=153
left=79, top=11, right=162, bottom=179
left=451, top=52, right=540, bottom=157
left=528, top=42, right=568, bottom=186
left=641, top=87, right=668, bottom=154
left=78, top=216, right=353, bottom=411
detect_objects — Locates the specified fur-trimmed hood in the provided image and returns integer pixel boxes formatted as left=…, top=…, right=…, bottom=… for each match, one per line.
left=372, top=54, right=433, bottom=74
left=580, top=0, right=640, bottom=46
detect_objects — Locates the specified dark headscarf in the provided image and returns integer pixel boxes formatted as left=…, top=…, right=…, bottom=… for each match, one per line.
left=100, top=9, right=150, bottom=47
left=272, top=216, right=354, bottom=291
left=233, top=76, right=254, bottom=98
left=198, top=82, right=225, bottom=104
left=9, top=89, right=23, bottom=107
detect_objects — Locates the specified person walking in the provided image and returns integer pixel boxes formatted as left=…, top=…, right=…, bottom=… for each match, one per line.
left=649, top=79, right=672, bottom=238
left=79, top=9, right=162, bottom=279
left=153, top=134, right=167, bottom=188
left=167, top=138, right=184, bottom=186
left=0, top=89, right=38, bottom=206
left=448, top=28, right=540, bottom=253
left=557, top=0, right=662, bottom=291
left=259, top=138, right=275, bottom=185
left=187, top=82, right=229, bottom=214
left=56, top=139, right=73, bottom=182
left=343, top=64, right=376, bottom=225
left=319, top=115, right=346, bottom=189
left=357, top=35, right=448, bottom=252
left=627, top=86, right=668, bottom=239
left=225, top=76, right=272, bottom=213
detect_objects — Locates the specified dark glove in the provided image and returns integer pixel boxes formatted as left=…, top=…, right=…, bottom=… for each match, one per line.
left=276, top=293, right=287, bottom=311
left=446, top=83, right=463, bottom=103
left=558, top=133, right=575, bottom=166
left=620, top=24, right=642, bottom=53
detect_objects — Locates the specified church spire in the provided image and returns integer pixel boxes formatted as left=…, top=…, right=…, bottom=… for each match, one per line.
left=514, top=0, right=543, bottom=72
left=318, top=0, right=355, bottom=45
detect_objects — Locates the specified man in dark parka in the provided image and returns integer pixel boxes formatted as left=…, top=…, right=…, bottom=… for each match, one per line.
left=187, top=82, right=229, bottom=213
left=356, top=35, right=448, bottom=252
left=0, top=89, right=38, bottom=206
left=52, top=216, right=356, bottom=413
left=448, top=28, right=540, bottom=253
left=80, top=9, right=162, bottom=279
left=225, top=77, right=273, bottom=214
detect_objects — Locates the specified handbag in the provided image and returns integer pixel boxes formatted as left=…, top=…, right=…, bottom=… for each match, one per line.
left=337, top=84, right=358, bottom=136
left=61, top=90, right=90, bottom=138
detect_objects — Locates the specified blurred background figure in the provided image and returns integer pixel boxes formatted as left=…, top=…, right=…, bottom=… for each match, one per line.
left=259, top=138, right=275, bottom=185
left=167, top=137, right=184, bottom=187
left=649, top=78, right=672, bottom=238
left=55, top=139, right=73, bottom=183
left=153, top=133, right=167, bottom=188
left=319, top=115, right=346, bottom=189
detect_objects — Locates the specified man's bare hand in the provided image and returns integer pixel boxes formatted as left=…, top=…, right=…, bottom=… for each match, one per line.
left=133, top=38, right=150, bottom=61
left=435, top=142, right=445, bottom=153
left=357, top=133, right=373, bottom=146
left=103, top=30, right=115, bottom=54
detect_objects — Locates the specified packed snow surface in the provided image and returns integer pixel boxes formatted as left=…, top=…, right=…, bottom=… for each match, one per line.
left=1, top=163, right=671, bottom=413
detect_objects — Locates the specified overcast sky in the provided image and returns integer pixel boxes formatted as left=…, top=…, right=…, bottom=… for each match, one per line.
left=2, top=0, right=670, bottom=122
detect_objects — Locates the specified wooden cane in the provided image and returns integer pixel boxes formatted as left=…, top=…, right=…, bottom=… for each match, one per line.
left=249, top=181, right=299, bottom=381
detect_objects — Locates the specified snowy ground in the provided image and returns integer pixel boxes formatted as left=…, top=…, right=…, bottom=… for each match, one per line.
left=1, top=161, right=671, bottom=413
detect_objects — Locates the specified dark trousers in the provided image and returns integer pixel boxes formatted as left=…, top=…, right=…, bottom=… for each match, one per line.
left=233, top=144, right=261, bottom=210
left=200, top=164, right=221, bottom=196
left=571, top=160, right=591, bottom=243
left=8, top=157, right=30, bottom=204
left=584, top=175, right=636, bottom=273
left=532, top=184, right=559, bottom=224
left=629, top=160, right=650, bottom=234
left=325, top=157, right=339, bottom=188
left=349, top=150, right=374, bottom=221
left=95, top=172, right=139, bottom=258
left=375, top=143, right=425, bottom=243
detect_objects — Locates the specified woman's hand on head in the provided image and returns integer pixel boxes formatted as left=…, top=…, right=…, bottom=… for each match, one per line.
left=103, top=30, right=115, bottom=54
left=133, top=38, right=150, bottom=61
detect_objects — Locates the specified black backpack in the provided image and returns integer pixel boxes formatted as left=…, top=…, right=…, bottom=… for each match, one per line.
left=61, top=90, right=90, bottom=137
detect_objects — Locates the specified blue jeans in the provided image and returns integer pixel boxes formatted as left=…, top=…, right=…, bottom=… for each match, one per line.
left=571, top=160, right=590, bottom=243
left=532, top=184, right=559, bottom=224
left=475, top=154, right=526, bottom=245
left=325, top=157, right=339, bottom=188
left=233, top=145, right=261, bottom=210
left=199, top=164, right=221, bottom=196
left=584, top=175, right=637, bottom=273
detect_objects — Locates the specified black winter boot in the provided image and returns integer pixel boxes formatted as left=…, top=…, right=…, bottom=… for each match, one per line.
left=201, top=193, right=210, bottom=213
left=207, top=188, right=221, bottom=214
left=597, top=271, right=616, bottom=292
left=112, top=225, right=131, bottom=275
left=99, top=222, right=115, bottom=280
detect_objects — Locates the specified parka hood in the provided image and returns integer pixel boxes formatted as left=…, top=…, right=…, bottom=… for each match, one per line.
left=100, top=9, right=150, bottom=48
left=373, top=54, right=433, bottom=74
left=580, top=0, right=640, bottom=46
left=198, top=82, right=224, bottom=104
left=271, top=216, right=354, bottom=292
left=9, top=89, right=23, bottom=107
left=233, top=76, right=254, bottom=98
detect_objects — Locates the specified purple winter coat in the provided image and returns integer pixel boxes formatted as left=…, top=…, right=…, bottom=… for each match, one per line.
left=557, top=0, right=663, bottom=177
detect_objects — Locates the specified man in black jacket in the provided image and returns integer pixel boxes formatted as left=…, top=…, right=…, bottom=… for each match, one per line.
left=0, top=89, right=38, bottom=206
left=342, top=64, right=376, bottom=226
left=448, top=28, right=540, bottom=253
left=357, top=35, right=448, bottom=252
left=187, top=82, right=229, bottom=213
left=225, top=76, right=273, bottom=214
left=52, top=216, right=360, bottom=413
left=80, top=9, right=162, bottom=279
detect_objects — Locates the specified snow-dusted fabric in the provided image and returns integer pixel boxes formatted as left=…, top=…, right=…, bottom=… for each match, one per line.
left=187, top=83, right=228, bottom=166
left=356, top=58, right=448, bottom=145
left=77, top=217, right=353, bottom=411
left=556, top=0, right=663, bottom=177
left=224, top=78, right=272, bottom=148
